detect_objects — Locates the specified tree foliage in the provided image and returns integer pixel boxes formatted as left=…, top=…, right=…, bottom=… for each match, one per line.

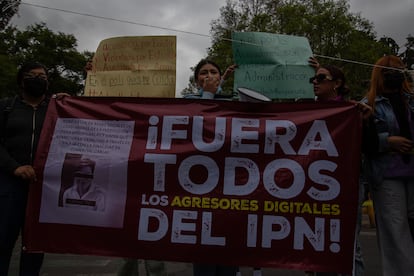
left=0, top=0, right=20, bottom=31
left=0, top=23, right=93, bottom=98
left=401, top=35, right=414, bottom=69
left=188, top=0, right=400, bottom=99
left=378, top=37, right=399, bottom=55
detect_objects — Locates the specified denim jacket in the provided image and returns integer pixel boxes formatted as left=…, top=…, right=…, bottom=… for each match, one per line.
left=362, top=92, right=414, bottom=188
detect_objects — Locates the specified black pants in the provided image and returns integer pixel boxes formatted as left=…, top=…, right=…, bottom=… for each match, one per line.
left=0, top=172, right=44, bottom=276
left=193, top=264, right=239, bottom=276
left=409, top=219, right=414, bottom=240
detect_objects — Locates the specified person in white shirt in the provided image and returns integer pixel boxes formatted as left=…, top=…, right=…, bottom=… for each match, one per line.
left=63, top=159, right=105, bottom=211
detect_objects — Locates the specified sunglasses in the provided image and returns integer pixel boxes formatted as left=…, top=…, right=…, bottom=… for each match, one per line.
left=309, top=74, right=333, bottom=83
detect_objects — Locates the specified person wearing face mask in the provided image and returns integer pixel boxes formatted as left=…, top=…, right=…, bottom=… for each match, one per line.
left=0, top=61, right=64, bottom=275
left=362, top=55, right=414, bottom=276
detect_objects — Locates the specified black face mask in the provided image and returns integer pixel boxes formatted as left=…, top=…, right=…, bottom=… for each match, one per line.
left=23, top=77, right=48, bottom=97
left=383, top=71, right=405, bottom=90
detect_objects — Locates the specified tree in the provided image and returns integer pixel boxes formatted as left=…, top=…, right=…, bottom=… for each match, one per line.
left=0, top=23, right=93, bottom=98
left=181, top=72, right=199, bottom=96
left=0, top=0, right=20, bottom=30
left=378, top=37, right=399, bottom=55
left=187, top=0, right=395, bottom=99
left=401, top=35, right=414, bottom=69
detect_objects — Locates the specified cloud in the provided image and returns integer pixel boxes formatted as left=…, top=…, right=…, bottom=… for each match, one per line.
left=12, top=0, right=223, bottom=96
left=349, top=0, right=413, bottom=46
left=11, top=0, right=414, bottom=96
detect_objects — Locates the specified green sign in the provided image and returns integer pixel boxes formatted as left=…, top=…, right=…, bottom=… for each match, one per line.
left=232, top=32, right=314, bottom=99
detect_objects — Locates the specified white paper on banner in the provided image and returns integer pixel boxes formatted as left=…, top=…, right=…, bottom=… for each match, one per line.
left=39, top=118, right=135, bottom=228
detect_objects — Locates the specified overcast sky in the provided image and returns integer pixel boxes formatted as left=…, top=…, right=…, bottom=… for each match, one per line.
left=11, top=0, right=414, bottom=95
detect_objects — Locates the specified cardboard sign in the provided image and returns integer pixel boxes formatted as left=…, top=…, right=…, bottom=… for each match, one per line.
left=232, top=32, right=314, bottom=99
left=84, top=36, right=176, bottom=97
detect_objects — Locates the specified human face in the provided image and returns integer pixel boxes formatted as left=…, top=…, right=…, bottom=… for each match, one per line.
left=196, top=63, right=221, bottom=92
left=74, top=177, right=92, bottom=189
left=310, top=68, right=336, bottom=101
left=381, top=64, right=406, bottom=92
left=22, top=67, right=49, bottom=98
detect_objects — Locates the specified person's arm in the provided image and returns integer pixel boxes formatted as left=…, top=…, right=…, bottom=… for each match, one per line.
left=353, top=101, right=373, bottom=121
left=387, top=136, right=414, bottom=153
left=83, top=60, right=93, bottom=79
left=0, top=127, right=36, bottom=181
left=1, top=98, right=47, bottom=182
left=308, top=56, right=320, bottom=70
left=0, top=142, right=21, bottom=175
left=0, top=99, right=21, bottom=175
left=53, top=93, right=71, bottom=99
left=222, top=64, right=237, bottom=81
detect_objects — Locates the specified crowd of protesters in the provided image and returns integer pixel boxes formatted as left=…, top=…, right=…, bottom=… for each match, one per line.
left=1, top=53, right=413, bottom=276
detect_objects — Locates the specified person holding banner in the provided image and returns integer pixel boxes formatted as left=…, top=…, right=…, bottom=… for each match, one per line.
left=191, top=58, right=239, bottom=276
left=307, top=62, right=370, bottom=276
left=0, top=62, right=67, bottom=275
left=362, top=55, right=414, bottom=276
left=309, top=64, right=350, bottom=102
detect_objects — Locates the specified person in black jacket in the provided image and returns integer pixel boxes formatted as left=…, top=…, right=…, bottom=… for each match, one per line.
left=0, top=61, right=53, bottom=276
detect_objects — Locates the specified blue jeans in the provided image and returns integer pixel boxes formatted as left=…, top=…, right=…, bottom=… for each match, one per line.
left=370, top=177, right=414, bottom=276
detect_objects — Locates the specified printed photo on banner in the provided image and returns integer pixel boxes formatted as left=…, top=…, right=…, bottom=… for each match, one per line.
left=60, top=154, right=105, bottom=212
left=38, top=118, right=135, bottom=228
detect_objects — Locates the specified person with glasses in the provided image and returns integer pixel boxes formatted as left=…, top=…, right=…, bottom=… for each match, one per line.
left=362, top=55, right=414, bottom=276
left=305, top=60, right=371, bottom=276
left=309, top=63, right=350, bottom=102
left=0, top=61, right=69, bottom=275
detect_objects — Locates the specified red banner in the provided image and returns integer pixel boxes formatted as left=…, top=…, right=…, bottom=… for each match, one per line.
left=25, top=97, right=361, bottom=273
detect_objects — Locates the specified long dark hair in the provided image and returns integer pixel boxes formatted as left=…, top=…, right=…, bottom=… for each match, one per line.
left=194, top=59, right=222, bottom=81
left=320, top=64, right=350, bottom=97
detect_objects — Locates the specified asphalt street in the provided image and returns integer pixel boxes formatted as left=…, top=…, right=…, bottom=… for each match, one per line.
left=9, top=215, right=381, bottom=276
